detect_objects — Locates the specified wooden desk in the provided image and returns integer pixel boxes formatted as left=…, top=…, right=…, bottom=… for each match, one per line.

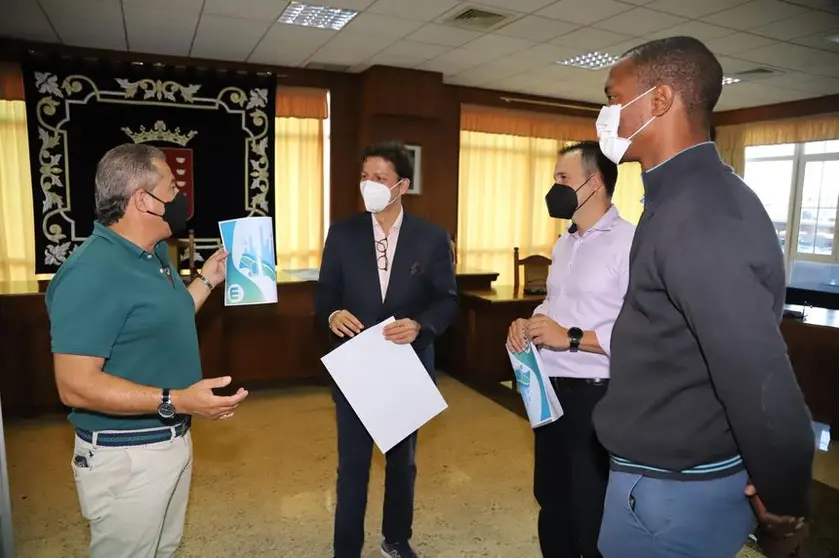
left=781, top=306, right=839, bottom=429
left=0, top=268, right=497, bottom=420
left=439, top=286, right=544, bottom=388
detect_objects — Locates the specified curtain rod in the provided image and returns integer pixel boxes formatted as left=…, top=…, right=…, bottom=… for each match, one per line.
left=499, top=96, right=599, bottom=113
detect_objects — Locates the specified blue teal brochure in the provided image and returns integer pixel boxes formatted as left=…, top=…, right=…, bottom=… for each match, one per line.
left=218, top=217, right=278, bottom=306
left=507, top=341, right=563, bottom=428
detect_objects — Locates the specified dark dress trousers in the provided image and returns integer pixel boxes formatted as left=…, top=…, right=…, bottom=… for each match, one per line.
left=315, top=211, right=459, bottom=558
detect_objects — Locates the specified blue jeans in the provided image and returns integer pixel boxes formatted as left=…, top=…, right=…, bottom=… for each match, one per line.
left=599, top=469, right=756, bottom=558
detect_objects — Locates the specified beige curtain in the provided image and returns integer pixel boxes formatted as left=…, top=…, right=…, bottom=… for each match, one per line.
left=716, top=113, right=839, bottom=175
left=0, top=100, right=37, bottom=284
left=274, top=116, right=324, bottom=270
left=457, top=107, right=645, bottom=286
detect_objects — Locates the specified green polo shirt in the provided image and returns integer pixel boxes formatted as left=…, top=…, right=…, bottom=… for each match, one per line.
left=45, top=221, right=202, bottom=431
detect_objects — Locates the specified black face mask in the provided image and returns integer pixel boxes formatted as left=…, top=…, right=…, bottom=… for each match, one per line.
left=145, top=191, right=190, bottom=235
left=545, top=175, right=597, bottom=219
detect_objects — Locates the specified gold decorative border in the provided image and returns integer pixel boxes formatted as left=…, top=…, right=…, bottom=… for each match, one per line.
left=31, top=71, right=272, bottom=267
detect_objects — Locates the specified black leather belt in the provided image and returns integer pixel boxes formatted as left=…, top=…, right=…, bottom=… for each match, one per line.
left=75, top=418, right=191, bottom=447
left=550, top=377, right=609, bottom=388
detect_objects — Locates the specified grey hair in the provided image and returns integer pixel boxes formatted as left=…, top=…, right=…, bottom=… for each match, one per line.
left=94, top=143, right=166, bottom=226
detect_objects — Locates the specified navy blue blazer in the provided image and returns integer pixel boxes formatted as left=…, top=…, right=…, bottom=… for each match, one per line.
left=315, top=211, right=459, bottom=373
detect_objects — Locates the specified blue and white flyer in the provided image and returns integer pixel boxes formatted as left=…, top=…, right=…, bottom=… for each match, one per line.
left=218, top=217, right=278, bottom=307
left=507, top=341, right=563, bottom=428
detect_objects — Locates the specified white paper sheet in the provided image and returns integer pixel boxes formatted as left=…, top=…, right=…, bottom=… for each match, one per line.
left=320, top=317, right=448, bottom=453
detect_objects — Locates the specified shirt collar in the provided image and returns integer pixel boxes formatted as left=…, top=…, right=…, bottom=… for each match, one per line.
left=642, top=142, right=721, bottom=205
left=91, top=221, right=155, bottom=259
left=568, top=204, right=620, bottom=236
left=372, top=207, right=404, bottom=237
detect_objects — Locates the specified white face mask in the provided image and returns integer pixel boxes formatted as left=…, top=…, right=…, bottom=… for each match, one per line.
left=596, top=86, right=657, bottom=164
left=360, top=179, right=402, bottom=213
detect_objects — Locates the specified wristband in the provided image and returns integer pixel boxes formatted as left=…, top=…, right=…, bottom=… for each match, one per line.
left=196, top=272, right=214, bottom=290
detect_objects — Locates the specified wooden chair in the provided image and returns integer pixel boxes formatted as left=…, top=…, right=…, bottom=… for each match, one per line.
left=513, top=246, right=551, bottom=294
left=166, top=229, right=197, bottom=277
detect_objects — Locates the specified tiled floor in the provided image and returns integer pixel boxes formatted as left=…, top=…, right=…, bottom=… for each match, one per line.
left=4, top=374, right=836, bottom=557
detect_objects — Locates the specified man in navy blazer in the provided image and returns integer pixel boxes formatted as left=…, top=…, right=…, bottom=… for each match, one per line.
left=316, top=141, right=459, bottom=558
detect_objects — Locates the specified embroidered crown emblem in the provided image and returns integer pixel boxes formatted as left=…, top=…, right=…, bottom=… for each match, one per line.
left=122, top=120, right=197, bottom=146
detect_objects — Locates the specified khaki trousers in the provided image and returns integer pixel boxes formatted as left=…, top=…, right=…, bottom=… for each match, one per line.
left=71, top=431, right=193, bottom=558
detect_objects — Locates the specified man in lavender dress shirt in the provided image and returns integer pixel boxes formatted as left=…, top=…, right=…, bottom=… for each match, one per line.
left=507, top=141, right=634, bottom=558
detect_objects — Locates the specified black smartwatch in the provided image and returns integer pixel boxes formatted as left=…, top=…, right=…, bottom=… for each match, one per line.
left=158, top=388, right=176, bottom=419
left=568, top=327, right=583, bottom=352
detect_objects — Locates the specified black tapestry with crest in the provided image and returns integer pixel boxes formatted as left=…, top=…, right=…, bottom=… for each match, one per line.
left=21, top=54, right=277, bottom=274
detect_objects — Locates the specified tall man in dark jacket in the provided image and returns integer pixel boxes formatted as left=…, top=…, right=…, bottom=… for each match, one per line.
left=316, top=141, right=459, bottom=558
left=592, top=36, right=814, bottom=558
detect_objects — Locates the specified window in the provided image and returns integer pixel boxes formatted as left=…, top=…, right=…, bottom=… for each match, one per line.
left=744, top=140, right=839, bottom=294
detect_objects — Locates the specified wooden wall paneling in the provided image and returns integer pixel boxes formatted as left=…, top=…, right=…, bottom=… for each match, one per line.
left=358, top=65, right=461, bottom=234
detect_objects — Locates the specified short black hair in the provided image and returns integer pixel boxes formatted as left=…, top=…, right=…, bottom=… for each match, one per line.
left=710, top=125, right=717, bottom=142
left=622, top=36, right=723, bottom=130
left=559, top=141, right=618, bottom=198
left=362, top=141, right=413, bottom=181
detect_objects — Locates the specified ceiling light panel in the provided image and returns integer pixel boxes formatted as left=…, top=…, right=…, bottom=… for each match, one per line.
left=278, top=2, right=358, bottom=31
left=558, top=51, right=619, bottom=70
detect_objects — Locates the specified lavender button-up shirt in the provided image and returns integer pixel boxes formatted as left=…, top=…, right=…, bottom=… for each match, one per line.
left=533, top=205, right=635, bottom=379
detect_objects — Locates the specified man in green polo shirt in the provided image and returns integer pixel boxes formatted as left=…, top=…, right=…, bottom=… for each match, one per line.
left=46, top=143, right=249, bottom=558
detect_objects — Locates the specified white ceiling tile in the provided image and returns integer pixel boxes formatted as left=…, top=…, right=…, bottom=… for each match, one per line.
left=460, top=34, right=536, bottom=57
left=123, top=0, right=203, bottom=13
left=434, top=46, right=499, bottom=66
left=593, top=7, right=689, bottom=36
left=321, top=0, right=376, bottom=9
left=701, top=0, right=808, bottom=30
left=405, top=23, right=484, bottom=46
left=782, top=0, right=839, bottom=12
left=367, top=0, right=462, bottom=21
left=248, top=24, right=334, bottom=64
left=805, top=61, right=839, bottom=78
left=492, top=54, right=557, bottom=73
left=365, top=51, right=426, bottom=68
left=471, top=0, right=556, bottom=11
left=494, top=15, right=579, bottom=41
left=705, top=33, right=776, bottom=55
left=716, top=55, right=765, bottom=74
left=203, top=0, right=287, bottom=21
left=739, top=42, right=837, bottom=71
left=606, top=38, right=647, bottom=56
left=314, top=30, right=396, bottom=58
left=536, top=0, right=633, bottom=25
left=308, top=48, right=376, bottom=66
left=756, top=72, right=839, bottom=94
left=549, top=27, right=632, bottom=51
left=792, top=30, right=839, bottom=53
left=124, top=2, right=200, bottom=56
left=750, top=11, right=839, bottom=41
left=342, top=12, right=425, bottom=38
left=506, top=43, right=583, bottom=65
left=784, top=76, right=839, bottom=95
left=253, top=22, right=336, bottom=49
left=40, top=0, right=126, bottom=50
left=384, top=40, right=451, bottom=60
left=0, top=0, right=59, bottom=42
left=416, top=57, right=477, bottom=75
left=617, top=0, right=656, bottom=4
left=247, top=49, right=312, bottom=67
left=644, top=0, right=751, bottom=19
left=190, top=15, right=272, bottom=61
left=646, top=21, right=737, bottom=43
